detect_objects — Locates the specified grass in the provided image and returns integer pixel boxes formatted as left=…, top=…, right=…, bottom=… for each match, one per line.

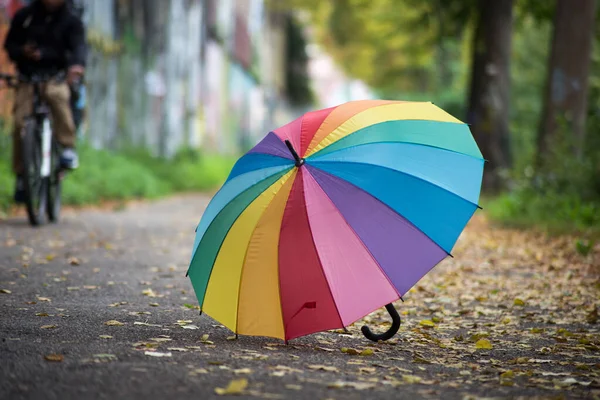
left=483, top=191, right=600, bottom=239
left=0, top=139, right=236, bottom=213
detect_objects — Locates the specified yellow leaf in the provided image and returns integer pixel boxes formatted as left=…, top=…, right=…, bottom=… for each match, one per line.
left=402, top=375, right=422, bottom=383
left=44, top=354, right=64, bottom=362
left=214, top=378, right=248, bottom=395
left=500, top=370, right=514, bottom=378
left=227, top=336, right=237, bottom=341
left=341, top=347, right=360, bottom=355
left=149, top=303, right=159, bottom=307
left=360, top=348, right=374, bottom=356
left=104, top=320, right=124, bottom=326
left=40, top=325, right=57, bottom=329
left=201, top=334, right=210, bottom=341
left=513, top=298, right=525, bottom=306
left=0, top=289, right=12, bottom=294
left=142, top=288, right=157, bottom=297
left=475, top=339, right=493, bottom=350
left=419, top=319, right=435, bottom=327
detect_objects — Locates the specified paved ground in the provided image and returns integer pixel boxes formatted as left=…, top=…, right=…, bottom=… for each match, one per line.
left=1, top=194, right=598, bottom=400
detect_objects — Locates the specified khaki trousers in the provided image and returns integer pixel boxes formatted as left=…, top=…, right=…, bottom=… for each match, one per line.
left=12, top=80, right=75, bottom=174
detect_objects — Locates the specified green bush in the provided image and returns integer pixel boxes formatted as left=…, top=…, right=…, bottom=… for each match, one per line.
left=0, top=137, right=236, bottom=213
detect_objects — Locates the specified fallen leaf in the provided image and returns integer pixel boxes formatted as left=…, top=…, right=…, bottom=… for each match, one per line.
left=190, top=368, right=208, bottom=375
left=68, top=257, right=81, bottom=265
left=142, top=288, right=157, bottom=297
left=328, top=381, right=375, bottom=390
left=0, top=289, right=11, bottom=294
left=44, top=354, right=64, bottom=362
left=104, top=320, right=125, bottom=326
left=144, top=351, right=172, bottom=357
left=40, top=325, right=57, bottom=329
left=341, top=347, right=360, bottom=355
left=475, top=339, right=493, bottom=350
left=316, top=346, right=335, bottom=352
left=360, top=348, right=374, bottom=356
left=402, top=375, right=422, bottom=384
left=149, top=303, right=159, bottom=307
left=214, top=378, right=248, bottom=395
left=419, top=319, right=435, bottom=327
left=134, top=321, right=162, bottom=327
left=307, top=365, right=338, bottom=372
left=233, top=368, right=253, bottom=374
left=182, top=324, right=199, bottom=330
left=37, top=297, right=51, bottom=302
left=99, top=335, right=113, bottom=339
left=167, top=347, right=188, bottom=352
left=285, top=384, right=302, bottom=390
left=227, top=336, right=238, bottom=341
left=513, top=298, right=525, bottom=306
left=500, top=370, right=514, bottom=379
left=36, top=313, right=49, bottom=317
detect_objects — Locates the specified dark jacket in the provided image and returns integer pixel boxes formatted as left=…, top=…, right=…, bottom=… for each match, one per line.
left=3, top=0, right=87, bottom=78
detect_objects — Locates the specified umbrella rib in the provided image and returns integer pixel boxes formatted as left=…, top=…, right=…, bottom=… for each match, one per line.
left=310, top=160, right=483, bottom=211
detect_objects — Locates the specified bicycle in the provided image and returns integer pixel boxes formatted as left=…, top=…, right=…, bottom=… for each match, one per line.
left=1, top=72, right=67, bottom=226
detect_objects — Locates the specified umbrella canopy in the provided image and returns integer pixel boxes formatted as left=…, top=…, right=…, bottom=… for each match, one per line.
left=187, top=100, right=484, bottom=341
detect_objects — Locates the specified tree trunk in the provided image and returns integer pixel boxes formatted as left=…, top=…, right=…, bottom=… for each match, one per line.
left=466, top=0, right=514, bottom=193
left=536, top=0, right=597, bottom=164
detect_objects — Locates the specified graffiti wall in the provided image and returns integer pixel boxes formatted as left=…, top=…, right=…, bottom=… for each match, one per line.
left=1, top=0, right=301, bottom=157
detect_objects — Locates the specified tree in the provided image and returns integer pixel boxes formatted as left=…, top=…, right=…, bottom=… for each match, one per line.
left=536, top=0, right=597, bottom=163
left=465, top=0, right=514, bottom=192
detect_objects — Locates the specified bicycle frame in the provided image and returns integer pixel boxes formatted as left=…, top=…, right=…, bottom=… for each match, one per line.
left=30, top=80, right=53, bottom=179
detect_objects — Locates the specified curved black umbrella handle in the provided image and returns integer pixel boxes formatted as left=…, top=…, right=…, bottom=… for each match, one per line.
left=361, top=303, right=401, bottom=342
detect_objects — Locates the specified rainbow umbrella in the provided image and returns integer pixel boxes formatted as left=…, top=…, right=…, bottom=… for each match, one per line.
left=187, top=100, right=483, bottom=342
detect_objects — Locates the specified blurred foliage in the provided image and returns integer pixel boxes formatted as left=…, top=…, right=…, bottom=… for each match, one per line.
left=87, top=29, right=124, bottom=57
left=280, top=0, right=599, bottom=233
left=0, top=126, right=235, bottom=213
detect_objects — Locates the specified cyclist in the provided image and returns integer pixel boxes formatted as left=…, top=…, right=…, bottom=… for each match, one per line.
left=3, top=0, right=87, bottom=203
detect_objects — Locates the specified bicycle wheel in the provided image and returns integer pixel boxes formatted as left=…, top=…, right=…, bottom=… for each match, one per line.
left=21, top=118, right=47, bottom=226
left=47, top=138, right=62, bottom=222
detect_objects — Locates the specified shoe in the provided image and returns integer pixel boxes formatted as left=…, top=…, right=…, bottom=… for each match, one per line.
left=60, top=148, right=79, bottom=170
left=14, top=176, right=25, bottom=203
